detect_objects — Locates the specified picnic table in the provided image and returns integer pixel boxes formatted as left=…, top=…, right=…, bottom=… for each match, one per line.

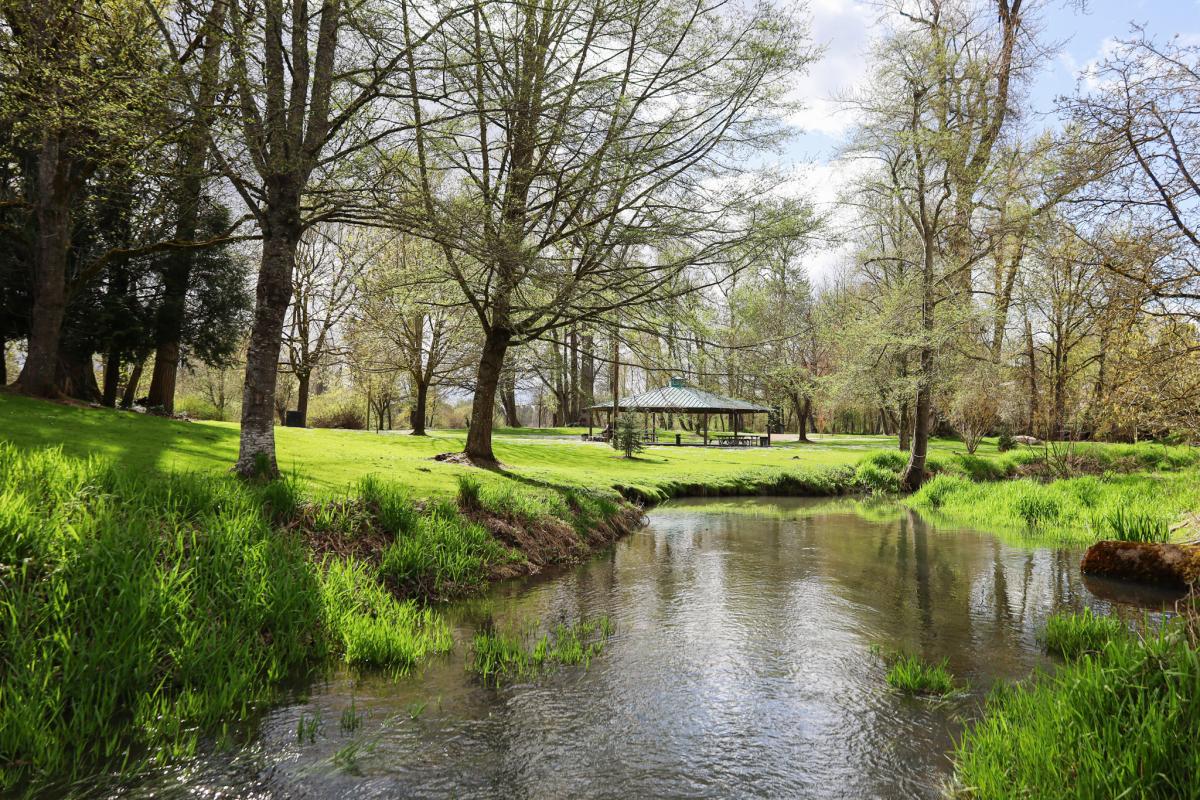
left=712, top=433, right=760, bottom=447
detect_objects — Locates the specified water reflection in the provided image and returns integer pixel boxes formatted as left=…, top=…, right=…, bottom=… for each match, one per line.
left=122, top=498, right=1174, bottom=800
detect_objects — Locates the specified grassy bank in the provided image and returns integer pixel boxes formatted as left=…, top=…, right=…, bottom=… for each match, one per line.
left=845, top=446, right=1200, bottom=544
left=0, top=393, right=963, bottom=501
left=0, top=443, right=635, bottom=793
left=2, top=394, right=1198, bottom=790
left=954, top=608, right=1200, bottom=799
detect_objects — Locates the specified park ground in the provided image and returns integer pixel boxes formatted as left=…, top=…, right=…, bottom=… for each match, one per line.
left=2, top=392, right=1200, bottom=797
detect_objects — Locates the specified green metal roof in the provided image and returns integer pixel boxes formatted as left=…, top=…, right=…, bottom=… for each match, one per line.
left=588, top=383, right=771, bottom=414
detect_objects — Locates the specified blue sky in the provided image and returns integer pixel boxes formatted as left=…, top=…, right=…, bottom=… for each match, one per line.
left=788, top=0, right=1200, bottom=279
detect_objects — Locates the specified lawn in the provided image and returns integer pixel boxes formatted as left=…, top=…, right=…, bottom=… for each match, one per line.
left=0, top=393, right=988, bottom=499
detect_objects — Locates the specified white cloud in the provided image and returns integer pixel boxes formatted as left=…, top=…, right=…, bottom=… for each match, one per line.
left=786, top=0, right=876, bottom=139
left=771, top=156, right=874, bottom=285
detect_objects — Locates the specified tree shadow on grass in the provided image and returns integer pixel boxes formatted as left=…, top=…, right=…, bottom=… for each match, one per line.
left=0, top=393, right=241, bottom=478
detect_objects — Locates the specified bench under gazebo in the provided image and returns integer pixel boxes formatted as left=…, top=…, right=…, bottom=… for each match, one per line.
left=586, top=378, right=773, bottom=447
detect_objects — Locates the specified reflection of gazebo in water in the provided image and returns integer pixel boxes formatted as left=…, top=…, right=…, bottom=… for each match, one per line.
left=586, top=377, right=773, bottom=447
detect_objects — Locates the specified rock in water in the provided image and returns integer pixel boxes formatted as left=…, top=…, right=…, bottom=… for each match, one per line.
left=1081, top=541, right=1200, bottom=590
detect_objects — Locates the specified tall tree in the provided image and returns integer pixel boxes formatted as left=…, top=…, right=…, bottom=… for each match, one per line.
left=399, top=0, right=814, bottom=464
left=144, top=0, right=229, bottom=413
left=1, top=0, right=165, bottom=396
left=154, top=0, right=435, bottom=476
left=1066, top=31, right=1200, bottom=322
left=282, top=224, right=365, bottom=426
left=354, top=233, right=475, bottom=435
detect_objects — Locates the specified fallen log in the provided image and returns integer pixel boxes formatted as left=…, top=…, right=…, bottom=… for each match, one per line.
left=1080, top=540, right=1200, bottom=590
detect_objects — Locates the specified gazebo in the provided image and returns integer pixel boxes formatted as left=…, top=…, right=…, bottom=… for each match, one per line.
left=586, top=377, right=773, bottom=447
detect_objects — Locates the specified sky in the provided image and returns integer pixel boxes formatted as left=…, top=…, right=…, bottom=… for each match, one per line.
left=784, top=0, right=1200, bottom=282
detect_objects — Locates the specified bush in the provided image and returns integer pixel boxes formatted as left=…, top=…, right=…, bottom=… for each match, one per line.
left=949, top=378, right=1001, bottom=455
left=309, top=403, right=366, bottom=429
left=910, top=473, right=971, bottom=509
left=611, top=413, right=645, bottom=458
left=997, top=432, right=1015, bottom=452
left=175, top=393, right=229, bottom=421
left=855, top=462, right=900, bottom=494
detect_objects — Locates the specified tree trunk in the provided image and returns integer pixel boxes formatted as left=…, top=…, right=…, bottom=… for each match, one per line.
left=900, top=228, right=936, bottom=491
left=1025, top=316, right=1038, bottom=435
left=796, top=394, right=811, bottom=443
left=145, top=279, right=187, bottom=413
left=569, top=326, right=579, bottom=422
left=580, top=333, right=594, bottom=409
left=121, top=359, right=144, bottom=407
left=464, top=327, right=511, bottom=464
left=102, top=349, right=121, bottom=408
left=901, top=349, right=933, bottom=491
left=56, top=350, right=101, bottom=403
left=411, top=375, right=428, bottom=435
left=296, top=369, right=310, bottom=427
left=17, top=134, right=75, bottom=398
left=899, top=399, right=912, bottom=452
left=145, top=0, right=226, bottom=414
left=501, top=377, right=520, bottom=427
left=235, top=222, right=299, bottom=478
left=146, top=340, right=180, bottom=410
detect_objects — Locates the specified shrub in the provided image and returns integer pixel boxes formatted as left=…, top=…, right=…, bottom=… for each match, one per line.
left=309, top=403, right=366, bottom=429
left=949, top=378, right=1001, bottom=454
left=611, top=413, right=645, bottom=458
left=911, top=473, right=971, bottom=509
left=997, top=433, right=1015, bottom=452
left=855, top=462, right=900, bottom=494
left=175, top=393, right=229, bottom=421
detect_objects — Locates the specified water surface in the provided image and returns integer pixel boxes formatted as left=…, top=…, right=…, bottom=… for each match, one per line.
left=126, top=498, right=1176, bottom=799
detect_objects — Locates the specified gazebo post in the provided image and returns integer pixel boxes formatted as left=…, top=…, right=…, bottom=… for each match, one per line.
left=766, top=412, right=771, bottom=447
left=652, top=411, right=657, bottom=442
left=588, top=408, right=593, bottom=437
left=703, top=412, right=709, bottom=446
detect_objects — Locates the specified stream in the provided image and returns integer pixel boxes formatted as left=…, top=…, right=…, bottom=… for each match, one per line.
left=124, top=497, right=1178, bottom=799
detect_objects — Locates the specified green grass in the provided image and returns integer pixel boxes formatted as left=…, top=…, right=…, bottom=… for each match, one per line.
left=0, top=444, right=328, bottom=790
left=954, top=613, right=1200, bottom=799
left=0, top=393, right=1005, bottom=503
left=885, top=653, right=960, bottom=696
left=1102, top=506, right=1173, bottom=543
left=1040, top=609, right=1126, bottom=659
left=0, top=443, right=509, bottom=792
left=907, top=470, right=1200, bottom=544
left=469, top=616, right=616, bottom=686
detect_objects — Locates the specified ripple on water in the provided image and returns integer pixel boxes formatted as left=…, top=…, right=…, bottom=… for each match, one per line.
left=119, top=497, right=1176, bottom=800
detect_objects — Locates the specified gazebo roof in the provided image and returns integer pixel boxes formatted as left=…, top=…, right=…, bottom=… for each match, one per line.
left=588, top=380, right=771, bottom=414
